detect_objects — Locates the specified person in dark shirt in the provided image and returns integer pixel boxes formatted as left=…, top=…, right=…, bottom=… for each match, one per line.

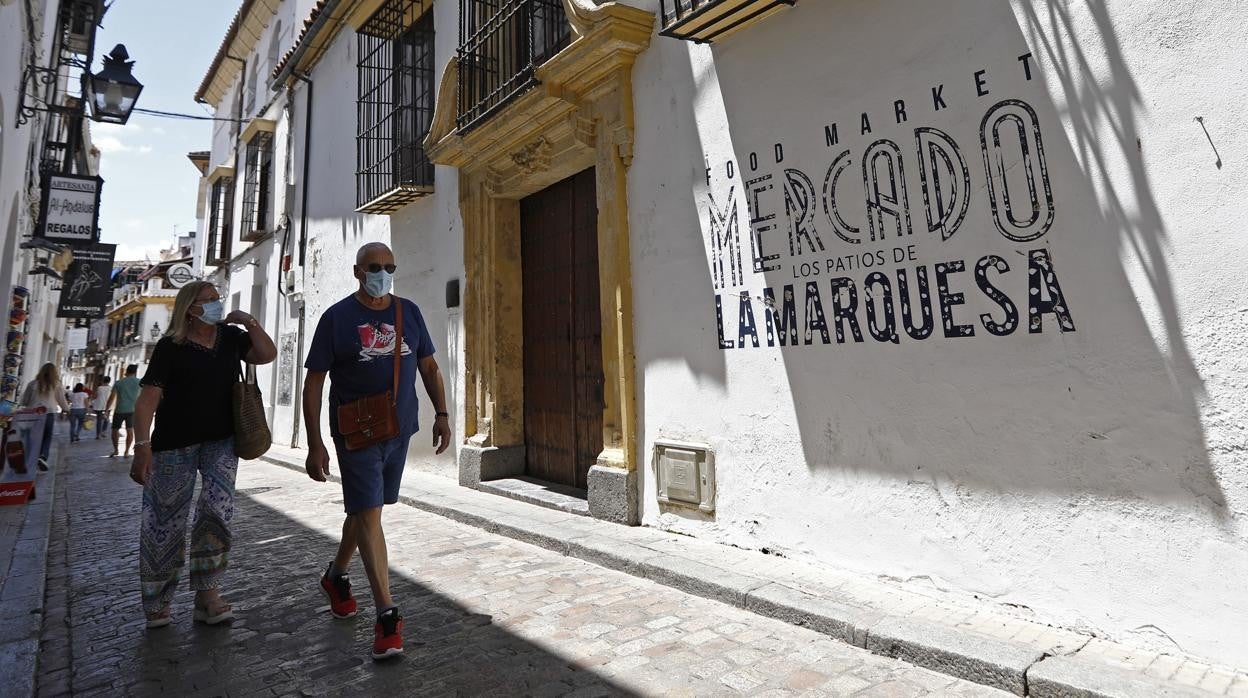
left=128, top=280, right=277, bottom=629
left=302, top=242, right=451, bottom=660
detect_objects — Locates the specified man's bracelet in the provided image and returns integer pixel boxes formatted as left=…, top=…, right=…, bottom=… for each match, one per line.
left=435, top=411, right=449, bottom=418
left=134, top=440, right=152, bottom=449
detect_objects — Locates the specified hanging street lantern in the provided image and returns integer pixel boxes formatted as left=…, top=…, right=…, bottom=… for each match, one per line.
left=83, top=44, right=144, bottom=125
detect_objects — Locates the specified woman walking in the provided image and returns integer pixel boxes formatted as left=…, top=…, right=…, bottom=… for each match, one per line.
left=128, top=281, right=276, bottom=628
left=20, top=363, right=69, bottom=470
left=68, top=383, right=90, bottom=442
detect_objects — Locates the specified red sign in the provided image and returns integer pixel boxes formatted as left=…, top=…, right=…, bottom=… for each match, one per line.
left=0, top=480, right=35, bottom=506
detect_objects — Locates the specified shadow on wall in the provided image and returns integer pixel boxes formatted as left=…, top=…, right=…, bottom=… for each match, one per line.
left=629, top=31, right=730, bottom=509
left=693, top=0, right=1224, bottom=514
left=630, top=36, right=730, bottom=389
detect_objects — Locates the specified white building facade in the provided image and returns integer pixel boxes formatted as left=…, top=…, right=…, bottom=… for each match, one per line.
left=0, top=0, right=103, bottom=404
left=194, top=0, right=1247, bottom=667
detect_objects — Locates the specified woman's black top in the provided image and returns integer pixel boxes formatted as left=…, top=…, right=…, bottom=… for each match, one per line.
left=141, top=325, right=252, bottom=452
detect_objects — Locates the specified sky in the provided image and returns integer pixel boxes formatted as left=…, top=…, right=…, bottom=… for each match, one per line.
left=91, top=1, right=240, bottom=262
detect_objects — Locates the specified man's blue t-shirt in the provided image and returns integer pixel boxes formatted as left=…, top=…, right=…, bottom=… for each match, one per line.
left=304, top=294, right=435, bottom=439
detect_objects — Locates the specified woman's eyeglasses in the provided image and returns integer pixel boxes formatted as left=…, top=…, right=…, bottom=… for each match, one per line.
left=364, top=263, right=397, bottom=273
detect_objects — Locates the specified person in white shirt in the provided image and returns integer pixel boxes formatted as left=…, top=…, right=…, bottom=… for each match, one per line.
left=20, top=363, right=70, bottom=470
left=68, top=383, right=90, bottom=443
left=92, top=376, right=112, bottom=440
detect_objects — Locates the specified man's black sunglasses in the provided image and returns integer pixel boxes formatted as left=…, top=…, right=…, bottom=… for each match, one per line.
left=363, top=263, right=397, bottom=273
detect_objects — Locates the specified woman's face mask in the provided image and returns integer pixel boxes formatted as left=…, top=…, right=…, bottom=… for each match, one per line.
left=195, top=299, right=224, bottom=325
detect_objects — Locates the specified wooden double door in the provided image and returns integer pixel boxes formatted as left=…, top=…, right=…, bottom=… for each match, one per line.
left=520, top=168, right=604, bottom=490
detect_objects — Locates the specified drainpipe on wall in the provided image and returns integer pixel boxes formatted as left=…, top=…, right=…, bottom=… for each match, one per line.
left=289, top=72, right=314, bottom=448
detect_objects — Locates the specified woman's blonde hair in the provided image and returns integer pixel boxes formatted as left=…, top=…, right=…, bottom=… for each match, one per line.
left=35, top=363, right=59, bottom=394
left=167, top=280, right=216, bottom=344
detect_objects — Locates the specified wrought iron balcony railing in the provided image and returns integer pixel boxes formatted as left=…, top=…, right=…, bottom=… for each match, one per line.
left=456, top=0, right=571, bottom=132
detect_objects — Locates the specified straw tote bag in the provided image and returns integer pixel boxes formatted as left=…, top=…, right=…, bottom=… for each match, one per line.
left=233, top=363, right=272, bottom=459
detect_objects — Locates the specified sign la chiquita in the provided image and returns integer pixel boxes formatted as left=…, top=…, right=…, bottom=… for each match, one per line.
left=703, top=53, right=1077, bottom=351
left=39, top=174, right=103, bottom=243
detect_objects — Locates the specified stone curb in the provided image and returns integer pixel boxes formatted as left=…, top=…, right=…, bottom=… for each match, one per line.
left=1026, top=655, right=1219, bottom=698
left=257, top=452, right=1226, bottom=697
left=0, top=442, right=62, bottom=698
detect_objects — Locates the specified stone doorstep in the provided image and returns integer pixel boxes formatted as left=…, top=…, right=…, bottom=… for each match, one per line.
left=476, top=477, right=591, bottom=517
left=257, top=449, right=1241, bottom=697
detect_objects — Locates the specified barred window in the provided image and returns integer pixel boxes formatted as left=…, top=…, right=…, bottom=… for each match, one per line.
left=241, top=132, right=274, bottom=239
left=207, top=177, right=234, bottom=266
left=357, top=0, right=435, bottom=213
left=457, top=0, right=570, bottom=131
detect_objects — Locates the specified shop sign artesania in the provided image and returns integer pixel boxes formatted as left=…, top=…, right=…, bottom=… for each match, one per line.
left=38, top=174, right=103, bottom=243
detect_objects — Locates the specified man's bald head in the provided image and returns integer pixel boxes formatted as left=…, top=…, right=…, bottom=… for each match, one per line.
left=356, top=242, right=393, bottom=265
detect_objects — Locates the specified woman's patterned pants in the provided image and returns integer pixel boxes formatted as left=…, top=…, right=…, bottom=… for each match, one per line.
left=139, top=437, right=238, bottom=614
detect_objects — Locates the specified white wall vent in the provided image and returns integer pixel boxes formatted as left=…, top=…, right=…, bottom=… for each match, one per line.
left=654, top=440, right=715, bottom=513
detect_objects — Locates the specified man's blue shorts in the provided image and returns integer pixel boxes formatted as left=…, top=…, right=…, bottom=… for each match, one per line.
left=333, top=436, right=410, bottom=514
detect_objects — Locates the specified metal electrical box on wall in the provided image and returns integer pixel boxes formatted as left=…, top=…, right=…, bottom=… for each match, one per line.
left=653, top=440, right=715, bottom=513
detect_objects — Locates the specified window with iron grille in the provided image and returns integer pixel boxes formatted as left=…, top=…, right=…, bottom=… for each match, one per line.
left=207, top=177, right=234, bottom=265
left=356, top=1, right=436, bottom=212
left=241, top=132, right=274, bottom=239
left=456, top=0, right=570, bottom=131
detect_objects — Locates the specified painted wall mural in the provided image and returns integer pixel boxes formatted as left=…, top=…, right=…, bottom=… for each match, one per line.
left=703, top=54, right=1076, bottom=350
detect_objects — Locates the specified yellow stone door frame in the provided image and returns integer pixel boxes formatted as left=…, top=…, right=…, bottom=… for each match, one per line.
left=425, top=0, right=652, bottom=524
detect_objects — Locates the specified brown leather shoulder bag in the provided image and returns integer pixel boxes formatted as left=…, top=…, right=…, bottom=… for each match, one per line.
left=336, top=296, right=403, bottom=451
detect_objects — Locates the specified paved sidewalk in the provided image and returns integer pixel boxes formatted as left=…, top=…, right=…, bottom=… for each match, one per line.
left=36, top=437, right=1008, bottom=696
left=0, top=426, right=62, bottom=698
left=262, top=443, right=1248, bottom=698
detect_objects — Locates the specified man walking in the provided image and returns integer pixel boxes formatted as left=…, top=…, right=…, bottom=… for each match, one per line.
left=107, top=364, right=141, bottom=457
left=92, top=376, right=111, bottom=440
left=302, top=242, right=451, bottom=660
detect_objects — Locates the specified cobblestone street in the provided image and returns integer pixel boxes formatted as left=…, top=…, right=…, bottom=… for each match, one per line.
left=33, top=438, right=1007, bottom=697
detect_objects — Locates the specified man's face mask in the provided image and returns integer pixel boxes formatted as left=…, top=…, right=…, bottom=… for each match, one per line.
left=360, top=262, right=396, bottom=298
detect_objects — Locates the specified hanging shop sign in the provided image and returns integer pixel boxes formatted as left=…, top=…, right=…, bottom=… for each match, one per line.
left=65, top=327, right=88, bottom=351
left=165, top=262, right=195, bottom=288
left=57, top=243, right=116, bottom=319
left=37, top=173, right=103, bottom=243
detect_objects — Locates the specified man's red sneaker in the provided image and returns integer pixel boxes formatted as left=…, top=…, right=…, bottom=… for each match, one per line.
left=372, top=608, right=403, bottom=660
left=320, top=567, right=358, bottom=619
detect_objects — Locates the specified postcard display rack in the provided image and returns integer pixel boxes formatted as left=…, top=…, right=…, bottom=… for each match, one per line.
left=1, top=286, right=40, bottom=504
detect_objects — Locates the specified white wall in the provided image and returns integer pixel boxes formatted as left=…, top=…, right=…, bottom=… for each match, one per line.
left=625, top=0, right=1247, bottom=667
left=0, top=0, right=60, bottom=394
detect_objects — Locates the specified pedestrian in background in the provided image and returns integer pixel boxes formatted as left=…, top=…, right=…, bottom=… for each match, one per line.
left=68, top=383, right=89, bottom=442
left=20, top=363, right=69, bottom=471
left=302, top=242, right=451, bottom=660
left=128, top=281, right=276, bottom=629
left=92, top=376, right=111, bottom=440
left=106, top=365, right=141, bottom=457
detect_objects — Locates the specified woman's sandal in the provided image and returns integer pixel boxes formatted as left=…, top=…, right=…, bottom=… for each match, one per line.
left=193, top=599, right=233, bottom=625
left=145, top=607, right=172, bottom=629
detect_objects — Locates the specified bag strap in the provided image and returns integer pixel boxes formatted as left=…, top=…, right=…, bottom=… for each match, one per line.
left=392, top=294, right=403, bottom=406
